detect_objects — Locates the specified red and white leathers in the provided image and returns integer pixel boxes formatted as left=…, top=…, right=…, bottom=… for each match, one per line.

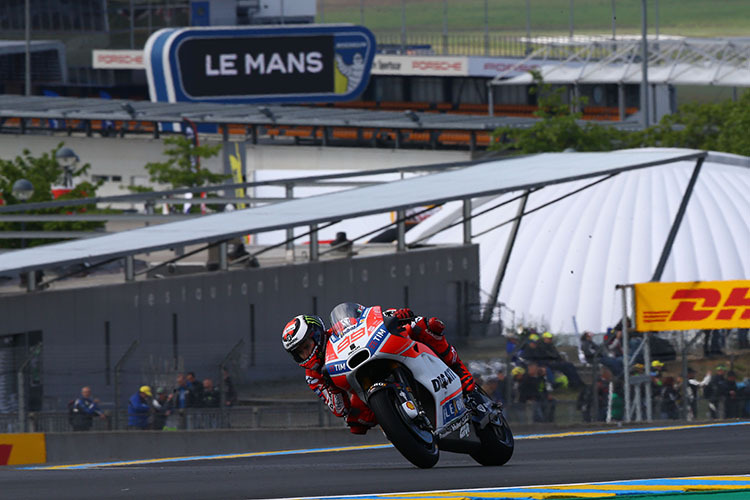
left=303, top=308, right=476, bottom=434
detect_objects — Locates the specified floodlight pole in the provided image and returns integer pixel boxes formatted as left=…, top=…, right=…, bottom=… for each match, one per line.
left=25, top=0, right=31, bottom=96
left=640, top=0, right=649, bottom=128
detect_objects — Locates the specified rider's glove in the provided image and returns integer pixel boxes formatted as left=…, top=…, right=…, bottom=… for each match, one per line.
left=427, top=317, right=445, bottom=335
left=394, top=308, right=415, bottom=321
left=327, top=390, right=349, bottom=417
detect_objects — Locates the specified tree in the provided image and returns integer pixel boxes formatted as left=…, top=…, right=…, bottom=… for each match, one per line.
left=490, top=72, right=750, bottom=156
left=143, top=135, right=226, bottom=188
left=137, top=135, right=228, bottom=213
left=490, top=71, right=629, bottom=154
left=0, top=143, right=106, bottom=249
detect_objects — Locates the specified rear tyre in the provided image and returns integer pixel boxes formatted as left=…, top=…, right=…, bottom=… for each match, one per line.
left=470, top=412, right=514, bottom=466
left=368, top=389, right=439, bottom=469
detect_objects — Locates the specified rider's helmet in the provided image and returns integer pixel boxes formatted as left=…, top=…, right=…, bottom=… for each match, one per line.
left=329, top=302, right=366, bottom=337
left=281, top=315, right=327, bottom=369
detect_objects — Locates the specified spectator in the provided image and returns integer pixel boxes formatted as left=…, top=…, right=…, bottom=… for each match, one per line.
left=201, top=379, right=220, bottom=408
left=127, top=385, right=153, bottom=430
left=173, top=373, right=193, bottom=409
left=725, top=370, right=741, bottom=418
left=659, top=376, right=681, bottom=420
left=151, top=387, right=173, bottom=430
left=705, top=365, right=728, bottom=419
left=577, top=371, right=611, bottom=422
left=186, top=371, right=204, bottom=403
left=538, top=332, right=584, bottom=388
left=579, top=331, right=598, bottom=365
left=222, top=368, right=237, bottom=407
left=69, top=386, right=106, bottom=431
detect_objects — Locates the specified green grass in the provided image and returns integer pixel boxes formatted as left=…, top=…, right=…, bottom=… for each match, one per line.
left=320, top=0, right=750, bottom=37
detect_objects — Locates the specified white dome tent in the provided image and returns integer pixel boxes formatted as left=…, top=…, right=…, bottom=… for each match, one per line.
left=406, top=149, right=750, bottom=334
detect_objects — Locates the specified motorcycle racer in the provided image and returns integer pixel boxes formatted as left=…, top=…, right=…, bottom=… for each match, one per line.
left=281, top=304, right=476, bottom=434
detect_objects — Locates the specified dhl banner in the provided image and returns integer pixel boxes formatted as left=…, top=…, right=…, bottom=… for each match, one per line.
left=0, top=433, right=46, bottom=466
left=635, top=280, right=750, bottom=332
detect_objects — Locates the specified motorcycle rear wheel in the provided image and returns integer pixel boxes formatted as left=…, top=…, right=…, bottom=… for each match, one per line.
left=369, top=389, right=439, bottom=469
left=470, top=412, right=514, bottom=466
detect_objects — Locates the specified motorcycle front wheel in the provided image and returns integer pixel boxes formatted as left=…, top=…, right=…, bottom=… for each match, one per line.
left=470, top=411, right=514, bottom=466
left=368, top=388, right=439, bottom=469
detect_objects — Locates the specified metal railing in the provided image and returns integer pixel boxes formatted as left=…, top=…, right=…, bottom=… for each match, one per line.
left=0, top=400, right=341, bottom=433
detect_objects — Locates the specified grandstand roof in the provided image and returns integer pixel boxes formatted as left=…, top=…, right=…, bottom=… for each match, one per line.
left=0, top=95, right=535, bottom=131
left=491, top=38, right=750, bottom=87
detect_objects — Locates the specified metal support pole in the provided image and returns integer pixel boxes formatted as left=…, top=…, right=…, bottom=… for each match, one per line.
left=129, top=0, right=135, bottom=49
left=442, top=0, right=448, bottom=55
left=618, top=83, right=626, bottom=121
left=462, top=199, right=472, bottom=245
left=482, top=191, right=529, bottom=325
left=309, top=223, right=319, bottom=261
left=359, top=0, right=364, bottom=26
left=25, top=0, right=31, bottom=96
left=651, top=156, right=704, bottom=281
left=591, top=359, right=600, bottom=422
left=487, top=81, right=494, bottom=116
left=125, top=255, right=135, bottom=281
left=634, top=384, right=642, bottom=421
left=285, top=184, right=295, bottom=261
left=320, top=0, right=324, bottom=22
left=219, top=241, right=228, bottom=271
left=619, top=285, right=631, bottom=422
left=525, top=0, right=531, bottom=54
left=643, top=332, right=653, bottom=421
left=483, top=0, right=489, bottom=55
left=114, top=340, right=139, bottom=430
left=654, top=0, right=659, bottom=40
left=26, top=271, right=36, bottom=292
left=640, top=0, right=649, bottom=128
left=396, top=210, right=406, bottom=252
left=569, top=0, right=574, bottom=39
left=681, top=331, right=689, bottom=419
left=16, top=344, right=40, bottom=432
left=400, top=0, right=406, bottom=53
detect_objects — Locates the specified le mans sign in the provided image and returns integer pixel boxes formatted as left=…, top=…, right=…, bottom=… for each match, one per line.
left=635, top=280, right=750, bottom=332
left=145, top=24, right=375, bottom=104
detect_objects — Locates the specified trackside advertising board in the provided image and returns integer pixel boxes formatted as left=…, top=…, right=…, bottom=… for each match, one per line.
left=634, top=280, right=750, bottom=332
left=144, top=24, right=375, bottom=104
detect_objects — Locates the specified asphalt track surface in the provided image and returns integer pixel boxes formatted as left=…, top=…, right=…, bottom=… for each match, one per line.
left=3, top=423, right=750, bottom=500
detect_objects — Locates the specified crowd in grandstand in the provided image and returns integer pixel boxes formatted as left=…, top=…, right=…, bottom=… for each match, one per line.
left=471, top=326, right=750, bottom=424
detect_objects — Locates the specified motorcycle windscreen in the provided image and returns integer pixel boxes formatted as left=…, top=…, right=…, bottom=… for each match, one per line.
left=330, top=302, right=366, bottom=337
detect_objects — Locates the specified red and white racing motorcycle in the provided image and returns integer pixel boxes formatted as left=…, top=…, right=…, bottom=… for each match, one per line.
left=325, top=303, right=514, bottom=468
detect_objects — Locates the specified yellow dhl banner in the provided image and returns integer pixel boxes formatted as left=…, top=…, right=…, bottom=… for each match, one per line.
left=0, top=433, right=46, bottom=465
left=634, top=280, right=750, bottom=332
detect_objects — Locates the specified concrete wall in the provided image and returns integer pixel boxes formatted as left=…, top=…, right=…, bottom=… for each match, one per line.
left=0, top=245, right=479, bottom=412
left=44, top=427, right=389, bottom=464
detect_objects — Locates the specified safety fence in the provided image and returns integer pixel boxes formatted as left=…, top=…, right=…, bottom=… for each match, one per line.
left=0, top=400, right=341, bottom=434
left=2, top=391, right=748, bottom=434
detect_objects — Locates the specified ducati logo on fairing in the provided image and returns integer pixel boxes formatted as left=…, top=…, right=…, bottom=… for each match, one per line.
left=431, top=368, right=457, bottom=392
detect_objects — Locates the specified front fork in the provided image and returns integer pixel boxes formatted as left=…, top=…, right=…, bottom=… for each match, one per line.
left=366, top=371, right=434, bottom=433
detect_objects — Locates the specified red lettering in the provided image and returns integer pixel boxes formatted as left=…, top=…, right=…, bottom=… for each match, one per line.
left=669, top=288, right=721, bottom=321
left=718, top=287, right=750, bottom=320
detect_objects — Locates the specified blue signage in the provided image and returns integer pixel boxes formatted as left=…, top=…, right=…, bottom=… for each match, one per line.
left=145, top=24, right=375, bottom=104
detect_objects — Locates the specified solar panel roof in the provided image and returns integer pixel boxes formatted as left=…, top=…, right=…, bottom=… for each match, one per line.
left=0, top=148, right=704, bottom=275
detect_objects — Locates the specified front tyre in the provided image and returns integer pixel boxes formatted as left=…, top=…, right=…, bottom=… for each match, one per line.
left=470, top=412, right=514, bottom=466
left=368, top=389, right=439, bottom=469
